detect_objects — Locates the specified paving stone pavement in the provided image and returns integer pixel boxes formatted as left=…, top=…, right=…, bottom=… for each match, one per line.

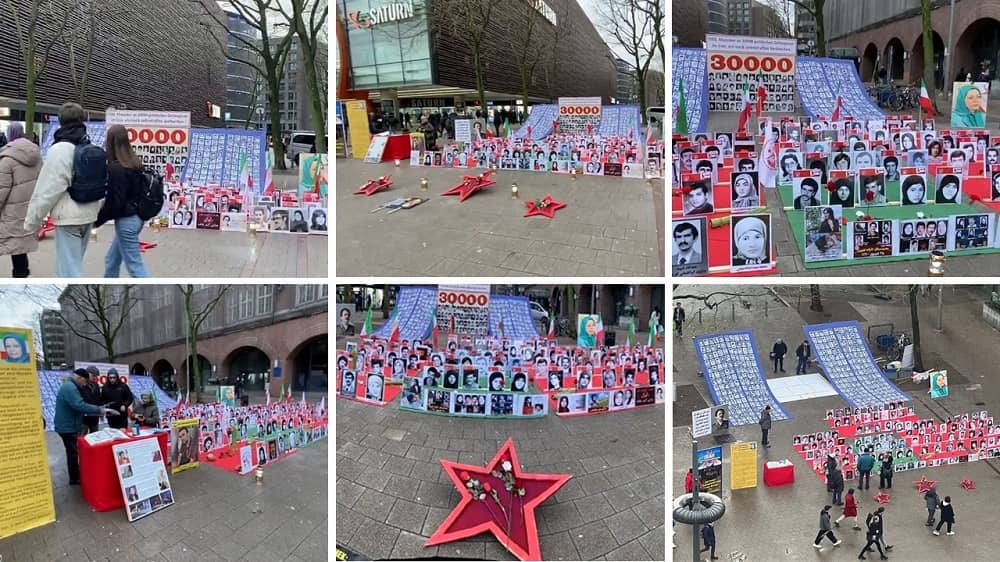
left=671, top=284, right=1000, bottom=560
left=336, top=158, right=665, bottom=277
left=0, top=432, right=327, bottom=562
left=335, top=395, right=665, bottom=560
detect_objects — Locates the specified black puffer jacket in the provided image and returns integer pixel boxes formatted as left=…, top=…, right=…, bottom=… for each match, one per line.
left=96, top=161, right=143, bottom=226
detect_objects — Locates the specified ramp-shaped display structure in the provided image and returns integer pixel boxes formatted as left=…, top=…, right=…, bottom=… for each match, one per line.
left=40, top=371, right=178, bottom=431
left=41, top=118, right=107, bottom=159
left=181, top=129, right=267, bottom=194
left=597, top=105, right=643, bottom=140
left=373, top=285, right=437, bottom=341
left=796, top=57, right=884, bottom=122
left=693, top=330, right=792, bottom=426
left=488, top=295, right=540, bottom=340
left=510, top=104, right=558, bottom=140
left=672, top=48, right=709, bottom=134
left=803, top=321, right=911, bottom=407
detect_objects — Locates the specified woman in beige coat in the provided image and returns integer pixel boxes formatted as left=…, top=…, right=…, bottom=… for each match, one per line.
left=0, top=123, right=40, bottom=277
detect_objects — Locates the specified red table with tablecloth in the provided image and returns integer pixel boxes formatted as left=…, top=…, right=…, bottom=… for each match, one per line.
left=381, top=134, right=413, bottom=162
left=79, top=431, right=170, bottom=512
left=763, top=460, right=795, bottom=487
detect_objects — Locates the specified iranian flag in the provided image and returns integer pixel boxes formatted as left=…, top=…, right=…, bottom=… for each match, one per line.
left=757, top=118, right=779, bottom=188
left=647, top=311, right=657, bottom=346
left=737, top=81, right=753, bottom=133
left=431, top=308, right=440, bottom=349
left=919, top=79, right=935, bottom=116
left=626, top=318, right=635, bottom=347
left=674, top=79, right=689, bottom=134
left=831, top=95, right=844, bottom=122
left=755, top=71, right=767, bottom=117
left=388, top=316, right=401, bottom=344
left=360, top=306, right=373, bottom=337
left=595, top=317, right=605, bottom=347
left=547, top=316, right=555, bottom=340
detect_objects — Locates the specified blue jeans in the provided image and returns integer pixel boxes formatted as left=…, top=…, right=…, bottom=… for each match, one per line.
left=54, top=224, right=92, bottom=277
left=104, top=215, right=149, bottom=277
left=796, top=356, right=808, bottom=374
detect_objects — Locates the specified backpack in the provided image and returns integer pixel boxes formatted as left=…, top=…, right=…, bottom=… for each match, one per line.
left=67, top=139, right=109, bottom=203
left=136, top=169, right=165, bottom=220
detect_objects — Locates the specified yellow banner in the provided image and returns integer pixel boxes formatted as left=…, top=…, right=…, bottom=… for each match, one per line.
left=170, top=418, right=200, bottom=474
left=730, top=441, right=758, bottom=490
left=0, top=327, right=55, bottom=539
left=345, top=100, right=371, bottom=160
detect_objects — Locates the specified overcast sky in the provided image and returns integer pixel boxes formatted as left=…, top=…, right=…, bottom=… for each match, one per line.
left=577, top=0, right=664, bottom=72
left=0, top=286, right=62, bottom=331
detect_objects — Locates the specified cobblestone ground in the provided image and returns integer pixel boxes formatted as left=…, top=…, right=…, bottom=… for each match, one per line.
left=336, top=158, right=664, bottom=277
left=0, top=433, right=328, bottom=562
left=672, top=284, right=1000, bottom=561
left=336, top=394, right=665, bottom=560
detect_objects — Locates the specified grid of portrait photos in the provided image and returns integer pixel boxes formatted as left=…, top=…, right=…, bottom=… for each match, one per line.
left=848, top=219, right=894, bottom=259
left=730, top=214, right=772, bottom=273
left=672, top=48, right=708, bottom=133
left=803, top=205, right=844, bottom=262
left=671, top=217, right=710, bottom=277
left=899, top=217, right=949, bottom=254
left=693, top=331, right=791, bottom=427
left=163, top=181, right=327, bottom=235
left=398, top=366, right=549, bottom=419
left=954, top=213, right=995, bottom=249
left=795, top=57, right=885, bottom=121
left=112, top=437, right=174, bottom=522
left=803, top=322, right=913, bottom=406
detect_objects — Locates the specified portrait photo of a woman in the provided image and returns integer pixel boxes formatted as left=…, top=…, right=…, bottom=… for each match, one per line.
left=2, top=334, right=29, bottom=363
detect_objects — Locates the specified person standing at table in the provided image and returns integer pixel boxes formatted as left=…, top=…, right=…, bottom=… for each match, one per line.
left=79, top=365, right=102, bottom=434
left=130, top=392, right=160, bottom=427
left=100, top=368, right=133, bottom=429
left=54, top=369, right=117, bottom=485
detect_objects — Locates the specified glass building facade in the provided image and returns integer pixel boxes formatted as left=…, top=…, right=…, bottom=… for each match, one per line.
left=339, top=0, right=433, bottom=89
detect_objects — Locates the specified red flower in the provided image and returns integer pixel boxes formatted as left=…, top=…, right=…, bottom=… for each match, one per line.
left=865, top=191, right=875, bottom=202
left=460, top=471, right=471, bottom=481
left=971, top=194, right=983, bottom=202
left=826, top=181, right=837, bottom=192
left=483, top=482, right=492, bottom=493
left=864, top=215, right=873, bottom=221
left=840, top=216, right=848, bottom=226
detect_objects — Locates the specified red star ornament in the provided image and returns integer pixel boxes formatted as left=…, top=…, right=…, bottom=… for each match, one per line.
left=873, top=491, right=891, bottom=504
left=913, top=475, right=936, bottom=494
left=961, top=477, right=976, bottom=491
left=524, top=195, right=566, bottom=219
left=441, top=174, right=497, bottom=202
left=354, top=175, right=393, bottom=196
left=425, top=438, right=572, bottom=561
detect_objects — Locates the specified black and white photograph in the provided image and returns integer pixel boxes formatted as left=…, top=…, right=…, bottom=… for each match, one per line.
left=858, top=172, right=887, bottom=205
left=730, top=171, right=760, bottom=210
left=778, top=151, right=802, bottom=184
left=828, top=176, right=856, bottom=208
left=682, top=178, right=715, bottom=216
left=365, top=373, right=384, bottom=403
left=935, top=173, right=963, bottom=204
left=899, top=218, right=949, bottom=254
left=340, top=370, right=356, bottom=397
left=793, top=176, right=821, bottom=209
left=730, top=214, right=772, bottom=273
left=901, top=174, right=928, bottom=205
left=672, top=217, right=709, bottom=277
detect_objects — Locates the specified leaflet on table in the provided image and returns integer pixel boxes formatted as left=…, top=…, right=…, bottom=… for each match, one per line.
left=83, top=428, right=130, bottom=445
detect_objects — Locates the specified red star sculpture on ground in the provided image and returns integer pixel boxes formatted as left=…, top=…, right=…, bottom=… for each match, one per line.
left=913, top=475, right=937, bottom=493
left=960, top=477, right=976, bottom=491
left=441, top=170, right=496, bottom=202
left=873, top=491, right=891, bottom=504
left=354, top=175, right=393, bottom=196
left=523, top=195, right=566, bottom=219
left=426, top=438, right=571, bottom=561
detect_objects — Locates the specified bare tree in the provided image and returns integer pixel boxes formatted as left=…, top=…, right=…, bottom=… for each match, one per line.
left=788, top=0, right=827, bottom=56
left=511, top=2, right=544, bottom=107
left=920, top=0, right=940, bottom=113
left=809, top=284, right=824, bottom=312
left=277, top=0, right=328, bottom=153
left=57, top=286, right=140, bottom=362
left=432, top=0, right=497, bottom=110
left=178, top=285, right=229, bottom=403
left=64, top=0, right=104, bottom=107
left=541, top=1, right=573, bottom=102
left=596, top=0, right=661, bottom=124
left=191, top=0, right=295, bottom=169
left=2, top=0, right=74, bottom=135
left=908, top=285, right=925, bottom=371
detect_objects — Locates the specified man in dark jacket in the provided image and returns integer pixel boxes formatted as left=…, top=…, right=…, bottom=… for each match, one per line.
left=829, top=463, right=845, bottom=505
left=55, top=369, right=116, bottom=484
left=878, top=453, right=894, bottom=489
left=859, top=509, right=887, bottom=560
left=772, top=339, right=788, bottom=372
left=924, top=485, right=939, bottom=526
left=80, top=365, right=102, bottom=433
left=857, top=448, right=876, bottom=490
left=700, top=521, right=718, bottom=559
left=795, top=340, right=811, bottom=374
left=673, top=302, right=686, bottom=336
left=759, top=405, right=773, bottom=447
left=100, top=368, right=133, bottom=429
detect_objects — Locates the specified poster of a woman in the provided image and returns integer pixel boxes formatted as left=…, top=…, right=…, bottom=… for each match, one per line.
left=298, top=153, right=328, bottom=196
left=951, top=83, right=989, bottom=128
left=576, top=315, right=601, bottom=347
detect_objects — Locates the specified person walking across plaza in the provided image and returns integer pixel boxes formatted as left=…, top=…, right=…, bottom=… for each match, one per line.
left=795, top=339, right=812, bottom=374
left=0, top=122, right=40, bottom=277
left=771, top=338, right=787, bottom=372
left=835, top=488, right=862, bottom=529
left=859, top=508, right=889, bottom=560
left=55, top=368, right=118, bottom=485
left=685, top=468, right=694, bottom=493
left=24, top=102, right=105, bottom=277
left=864, top=506, right=893, bottom=552
left=673, top=302, right=686, bottom=336
left=828, top=460, right=845, bottom=506
left=759, top=405, right=772, bottom=447
left=857, top=447, right=876, bottom=490
left=925, top=485, right=940, bottom=527
left=701, top=521, right=719, bottom=559
left=96, top=124, right=149, bottom=277
left=99, top=369, right=134, bottom=429
left=933, top=496, right=955, bottom=535
left=813, top=505, right=841, bottom=549
left=878, top=452, right=894, bottom=489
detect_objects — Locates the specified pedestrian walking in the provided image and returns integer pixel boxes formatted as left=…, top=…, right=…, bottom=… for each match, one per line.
left=795, top=339, right=811, bottom=374
left=771, top=338, right=787, bottom=372
left=684, top=468, right=694, bottom=493
left=824, top=453, right=838, bottom=482
left=857, top=447, right=875, bottom=489
left=864, top=506, right=893, bottom=552
left=759, top=405, right=772, bottom=447
left=673, top=302, right=686, bottom=336
left=835, top=488, right=861, bottom=529
left=925, top=485, right=940, bottom=526
left=828, top=462, right=845, bottom=506
left=700, top=521, right=719, bottom=560
left=24, top=102, right=104, bottom=277
left=97, top=125, right=149, bottom=277
left=878, top=452, right=894, bottom=489
left=933, top=496, right=955, bottom=535
left=0, top=122, right=40, bottom=277
left=859, top=508, right=888, bottom=560
left=813, top=505, right=841, bottom=548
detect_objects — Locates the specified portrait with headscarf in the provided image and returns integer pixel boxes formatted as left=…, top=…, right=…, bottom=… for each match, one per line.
left=730, top=214, right=772, bottom=272
left=951, top=83, right=988, bottom=129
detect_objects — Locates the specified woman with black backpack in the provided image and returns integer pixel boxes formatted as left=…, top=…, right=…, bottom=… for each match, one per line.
left=96, top=125, right=149, bottom=277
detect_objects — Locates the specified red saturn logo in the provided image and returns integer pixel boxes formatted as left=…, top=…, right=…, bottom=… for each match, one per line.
left=347, top=11, right=371, bottom=29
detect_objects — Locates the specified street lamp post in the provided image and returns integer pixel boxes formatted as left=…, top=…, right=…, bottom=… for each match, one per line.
left=945, top=0, right=956, bottom=99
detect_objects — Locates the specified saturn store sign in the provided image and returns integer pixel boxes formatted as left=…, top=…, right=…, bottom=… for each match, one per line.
left=348, top=1, right=415, bottom=29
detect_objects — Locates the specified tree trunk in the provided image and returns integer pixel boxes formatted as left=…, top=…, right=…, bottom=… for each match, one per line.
left=381, top=284, right=391, bottom=318
left=815, top=1, right=827, bottom=57
left=474, top=49, right=487, bottom=113
left=25, top=67, right=36, bottom=138
left=268, top=80, right=288, bottom=170
left=190, top=328, right=202, bottom=404
left=297, top=40, right=326, bottom=153
left=809, top=284, right=824, bottom=312
left=920, top=0, right=940, bottom=113
left=637, top=73, right=648, bottom=126
left=909, top=285, right=924, bottom=371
